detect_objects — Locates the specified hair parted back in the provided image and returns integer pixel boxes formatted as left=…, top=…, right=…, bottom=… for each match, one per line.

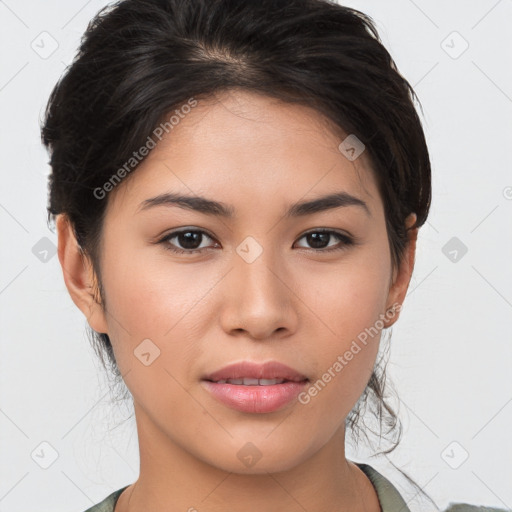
left=41, top=0, right=431, bottom=459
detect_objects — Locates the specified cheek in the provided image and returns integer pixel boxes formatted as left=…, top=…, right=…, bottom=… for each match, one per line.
left=101, top=234, right=204, bottom=327
left=98, top=240, right=222, bottom=377
left=305, top=245, right=391, bottom=345
left=298, top=246, right=390, bottom=404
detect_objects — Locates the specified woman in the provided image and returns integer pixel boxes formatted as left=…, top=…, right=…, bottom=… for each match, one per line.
left=40, top=0, right=509, bottom=511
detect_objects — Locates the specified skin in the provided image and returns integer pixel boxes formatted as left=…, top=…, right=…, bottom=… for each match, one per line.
left=57, top=88, right=418, bottom=512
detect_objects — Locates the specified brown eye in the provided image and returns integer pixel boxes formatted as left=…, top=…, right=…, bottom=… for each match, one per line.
left=159, top=229, right=218, bottom=255
left=294, top=230, right=354, bottom=252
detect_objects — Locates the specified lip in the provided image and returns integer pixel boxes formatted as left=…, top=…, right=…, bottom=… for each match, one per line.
left=202, top=360, right=308, bottom=382
left=201, top=380, right=309, bottom=413
left=201, top=361, right=309, bottom=414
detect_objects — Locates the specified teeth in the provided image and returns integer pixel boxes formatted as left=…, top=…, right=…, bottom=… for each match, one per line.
left=259, top=378, right=283, bottom=385
left=216, top=378, right=286, bottom=385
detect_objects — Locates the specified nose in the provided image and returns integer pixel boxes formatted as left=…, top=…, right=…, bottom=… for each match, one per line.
left=219, top=243, right=299, bottom=341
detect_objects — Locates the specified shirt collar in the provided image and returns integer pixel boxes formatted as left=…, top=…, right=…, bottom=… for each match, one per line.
left=355, top=462, right=412, bottom=512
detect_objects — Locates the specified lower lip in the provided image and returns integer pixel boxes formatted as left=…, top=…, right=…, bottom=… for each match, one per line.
left=201, top=380, right=309, bottom=413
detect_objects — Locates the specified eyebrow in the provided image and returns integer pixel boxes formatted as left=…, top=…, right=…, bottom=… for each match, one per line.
left=137, top=191, right=371, bottom=218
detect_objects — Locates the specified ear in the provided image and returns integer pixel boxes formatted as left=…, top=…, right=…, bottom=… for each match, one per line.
left=56, top=214, right=109, bottom=334
left=383, top=213, right=418, bottom=328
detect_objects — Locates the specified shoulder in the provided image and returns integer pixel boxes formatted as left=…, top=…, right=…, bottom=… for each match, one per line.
left=81, top=486, right=129, bottom=512
left=444, top=505, right=510, bottom=512
left=354, top=462, right=510, bottom=512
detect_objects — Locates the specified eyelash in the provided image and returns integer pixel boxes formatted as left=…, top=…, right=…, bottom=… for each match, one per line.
left=157, top=228, right=355, bottom=255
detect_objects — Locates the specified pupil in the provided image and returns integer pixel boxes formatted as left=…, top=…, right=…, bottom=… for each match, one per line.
left=308, top=232, right=329, bottom=249
left=180, top=232, right=201, bottom=249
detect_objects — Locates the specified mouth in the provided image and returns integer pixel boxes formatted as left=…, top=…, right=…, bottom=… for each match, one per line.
left=203, top=377, right=308, bottom=385
left=201, top=361, right=310, bottom=413
left=202, top=360, right=309, bottom=384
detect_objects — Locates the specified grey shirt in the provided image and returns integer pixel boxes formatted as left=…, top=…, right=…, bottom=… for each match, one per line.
left=82, top=462, right=509, bottom=512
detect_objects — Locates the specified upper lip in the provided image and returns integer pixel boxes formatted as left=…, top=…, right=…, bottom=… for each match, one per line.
left=203, top=361, right=309, bottom=382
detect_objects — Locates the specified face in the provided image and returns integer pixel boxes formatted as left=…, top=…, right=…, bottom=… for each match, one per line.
left=60, top=88, right=416, bottom=475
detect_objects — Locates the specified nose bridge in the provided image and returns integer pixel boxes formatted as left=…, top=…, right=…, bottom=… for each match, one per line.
left=235, top=236, right=284, bottom=306
left=221, top=236, right=297, bottom=338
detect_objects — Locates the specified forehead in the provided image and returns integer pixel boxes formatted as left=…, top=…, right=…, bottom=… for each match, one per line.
left=107, top=88, right=381, bottom=218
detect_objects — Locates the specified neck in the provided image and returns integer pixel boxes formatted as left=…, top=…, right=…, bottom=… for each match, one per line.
left=116, top=402, right=381, bottom=512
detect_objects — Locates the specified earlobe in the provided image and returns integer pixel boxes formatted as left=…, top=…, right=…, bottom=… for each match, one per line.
left=56, top=214, right=109, bottom=334
left=383, top=213, right=418, bottom=328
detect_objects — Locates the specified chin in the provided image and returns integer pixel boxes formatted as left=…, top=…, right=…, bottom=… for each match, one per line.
left=195, top=438, right=314, bottom=475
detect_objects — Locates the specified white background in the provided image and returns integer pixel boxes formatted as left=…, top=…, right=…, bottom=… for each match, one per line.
left=0, top=0, right=511, bottom=511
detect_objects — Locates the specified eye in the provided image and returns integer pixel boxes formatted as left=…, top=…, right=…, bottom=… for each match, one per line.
left=158, top=229, right=218, bottom=255
left=294, top=229, right=354, bottom=253
left=157, top=227, right=354, bottom=255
